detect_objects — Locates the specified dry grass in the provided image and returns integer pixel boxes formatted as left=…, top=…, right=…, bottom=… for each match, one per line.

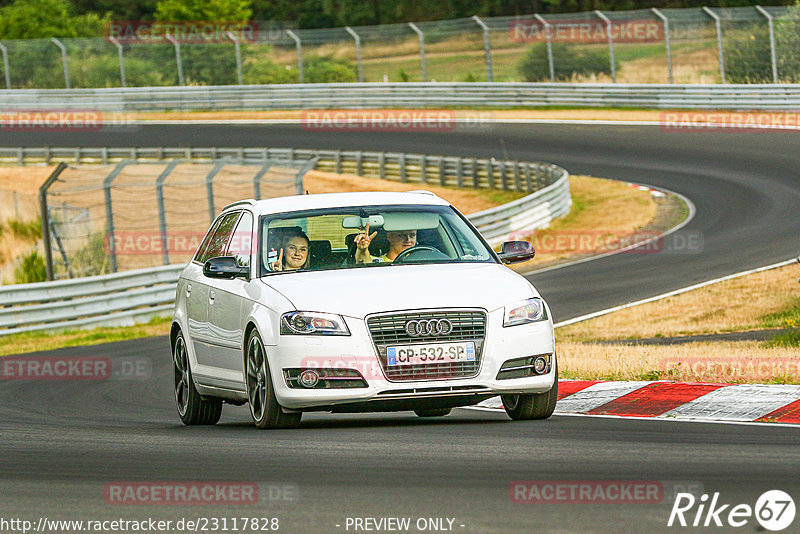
left=559, top=264, right=800, bottom=342
left=557, top=340, right=800, bottom=384
left=509, top=175, right=657, bottom=271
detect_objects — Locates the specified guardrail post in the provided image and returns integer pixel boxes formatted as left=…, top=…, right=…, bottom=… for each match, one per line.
left=252, top=161, right=273, bottom=200
left=16, top=148, right=23, bottom=166
left=438, top=158, right=446, bottom=186
left=335, top=150, right=342, bottom=173
left=651, top=8, right=673, bottom=84
left=456, top=158, right=463, bottom=187
left=533, top=15, right=554, bottom=82
left=703, top=7, right=725, bottom=84
left=755, top=5, right=778, bottom=84
left=594, top=11, right=616, bottom=83
left=513, top=162, right=522, bottom=191
left=0, top=42, right=11, bottom=89
left=39, top=162, right=68, bottom=281
left=408, top=22, right=427, bottom=82
left=420, top=155, right=427, bottom=184
left=109, top=37, right=126, bottom=87
left=286, top=30, right=303, bottom=83
left=50, top=38, right=70, bottom=89
left=166, top=33, right=184, bottom=86
left=156, top=160, right=181, bottom=266
left=103, top=161, right=129, bottom=273
left=205, top=161, right=226, bottom=223
left=472, top=16, right=493, bottom=82
left=356, top=151, right=363, bottom=176
left=471, top=158, right=479, bottom=188
left=226, top=31, right=243, bottom=85
left=378, top=152, right=386, bottom=179
left=500, top=161, right=508, bottom=191
left=524, top=163, right=533, bottom=193
left=399, top=153, right=407, bottom=182
left=345, top=27, right=364, bottom=83
left=487, top=159, right=495, bottom=189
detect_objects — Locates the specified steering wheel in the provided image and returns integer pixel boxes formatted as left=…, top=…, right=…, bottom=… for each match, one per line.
left=392, top=245, right=448, bottom=264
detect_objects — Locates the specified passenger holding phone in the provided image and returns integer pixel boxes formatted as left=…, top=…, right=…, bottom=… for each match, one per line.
left=269, top=229, right=310, bottom=271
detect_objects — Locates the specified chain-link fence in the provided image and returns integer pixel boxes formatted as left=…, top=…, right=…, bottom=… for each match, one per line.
left=42, top=158, right=309, bottom=279
left=0, top=5, right=798, bottom=89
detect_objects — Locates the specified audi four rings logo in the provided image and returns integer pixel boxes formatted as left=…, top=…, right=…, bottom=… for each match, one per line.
left=405, top=319, right=453, bottom=337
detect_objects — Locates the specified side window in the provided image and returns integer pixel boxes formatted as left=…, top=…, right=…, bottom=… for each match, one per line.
left=196, top=211, right=240, bottom=264
left=193, top=217, right=223, bottom=263
left=226, top=212, right=253, bottom=268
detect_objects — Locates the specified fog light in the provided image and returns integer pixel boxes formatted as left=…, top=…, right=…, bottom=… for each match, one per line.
left=533, top=356, right=548, bottom=374
left=298, top=370, right=319, bottom=388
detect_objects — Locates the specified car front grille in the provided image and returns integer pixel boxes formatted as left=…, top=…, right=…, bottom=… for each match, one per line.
left=366, top=309, right=486, bottom=381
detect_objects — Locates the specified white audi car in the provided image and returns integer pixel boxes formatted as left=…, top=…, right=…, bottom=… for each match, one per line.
left=171, top=191, right=557, bottom=428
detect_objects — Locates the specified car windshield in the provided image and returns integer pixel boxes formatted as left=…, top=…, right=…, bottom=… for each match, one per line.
left=259, top=204, right=496, bottom=275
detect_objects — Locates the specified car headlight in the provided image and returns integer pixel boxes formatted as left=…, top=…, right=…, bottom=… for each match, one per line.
left=280, top=312, right=350, bottom=336
left=503, top=297, right=548, bottom=327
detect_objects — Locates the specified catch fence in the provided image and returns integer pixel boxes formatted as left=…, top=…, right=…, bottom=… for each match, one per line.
left=0, top=6, right=798, bottom=89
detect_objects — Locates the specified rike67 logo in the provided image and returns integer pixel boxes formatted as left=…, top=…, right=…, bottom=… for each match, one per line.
left=668, top=490, right=795, bottom=531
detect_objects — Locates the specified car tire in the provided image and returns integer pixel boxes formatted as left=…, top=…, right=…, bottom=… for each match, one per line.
left=245, top=330, right=302, bottom=430
left=173, top=332, right=222, bottom=425
left=501, top=361, right=558, bottom=421
left=414, top=408, right=452, bottom=418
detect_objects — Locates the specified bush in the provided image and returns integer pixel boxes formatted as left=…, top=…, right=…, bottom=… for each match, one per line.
left=8, top=218, right=42, bottom=242
left=304, top=55, right=357, bottom=83
left=518, top=42, right=618, bottom=82
left=14, top=250, right=46, bottom=284
left=69, top=233, right=110, bottom=277
left=726, top=4, right=800, bottom=84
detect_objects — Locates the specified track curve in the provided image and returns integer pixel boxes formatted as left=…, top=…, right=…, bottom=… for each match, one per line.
left=2, top=122, right=800, bottom=533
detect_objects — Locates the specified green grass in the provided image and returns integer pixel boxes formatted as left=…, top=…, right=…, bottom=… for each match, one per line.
left=0, top=315, right=172, bottom=357
left=760, top=301, right=800, bottom=330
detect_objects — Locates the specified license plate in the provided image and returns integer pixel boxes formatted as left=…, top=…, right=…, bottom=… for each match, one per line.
left=386, top=342, right=475, bottom=366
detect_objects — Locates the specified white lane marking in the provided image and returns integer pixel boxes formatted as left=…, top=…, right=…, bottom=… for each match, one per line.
left=554, top=258, right=797, bottom=328
left=138, top=118, right=800, bottom=132
left=660, top=384, right=800, bottom=421
left=524, top=183, right=696, bottom=276
left=467, top=407, right=800, bottom=428
left=553, top=381, right=656, bottom=413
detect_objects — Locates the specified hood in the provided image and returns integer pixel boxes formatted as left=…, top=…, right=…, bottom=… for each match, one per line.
left=260, top=263, right=537, bottom=318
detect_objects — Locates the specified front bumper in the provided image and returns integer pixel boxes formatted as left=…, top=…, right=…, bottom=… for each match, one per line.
left=266, top=308, right=556, bottom=410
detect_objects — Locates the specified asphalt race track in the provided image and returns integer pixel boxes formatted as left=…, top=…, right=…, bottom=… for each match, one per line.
left=2, top=123, right=800, bottom=533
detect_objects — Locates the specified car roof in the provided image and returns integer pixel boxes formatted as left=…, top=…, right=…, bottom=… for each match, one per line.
left=222, top=191, right=452, bottom=216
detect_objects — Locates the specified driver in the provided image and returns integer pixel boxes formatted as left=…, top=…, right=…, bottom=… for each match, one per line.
left=354, top=222, right=417, bottom=263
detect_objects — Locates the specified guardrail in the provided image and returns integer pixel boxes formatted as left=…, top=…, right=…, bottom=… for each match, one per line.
left=2, top=83, right=800, bottom=112
left=0, top=265, right=182, bottom=336
left=1, top=147, right=568, bottom=336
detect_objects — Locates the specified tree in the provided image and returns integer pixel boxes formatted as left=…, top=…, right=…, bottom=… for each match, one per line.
left=154, top=0, right=252, bottom=22
left=0, top=0, right=108, bottom=39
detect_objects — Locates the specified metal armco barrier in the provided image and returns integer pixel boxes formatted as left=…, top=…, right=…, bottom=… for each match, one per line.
left=2, top=83, right=800, bottom=112
left=0, top=148, right=569, bottom=335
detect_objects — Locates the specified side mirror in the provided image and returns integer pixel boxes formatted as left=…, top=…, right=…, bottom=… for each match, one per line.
left=203, top=256, right=249, bottom=279
left=498, top=241, right=535, bottom=264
